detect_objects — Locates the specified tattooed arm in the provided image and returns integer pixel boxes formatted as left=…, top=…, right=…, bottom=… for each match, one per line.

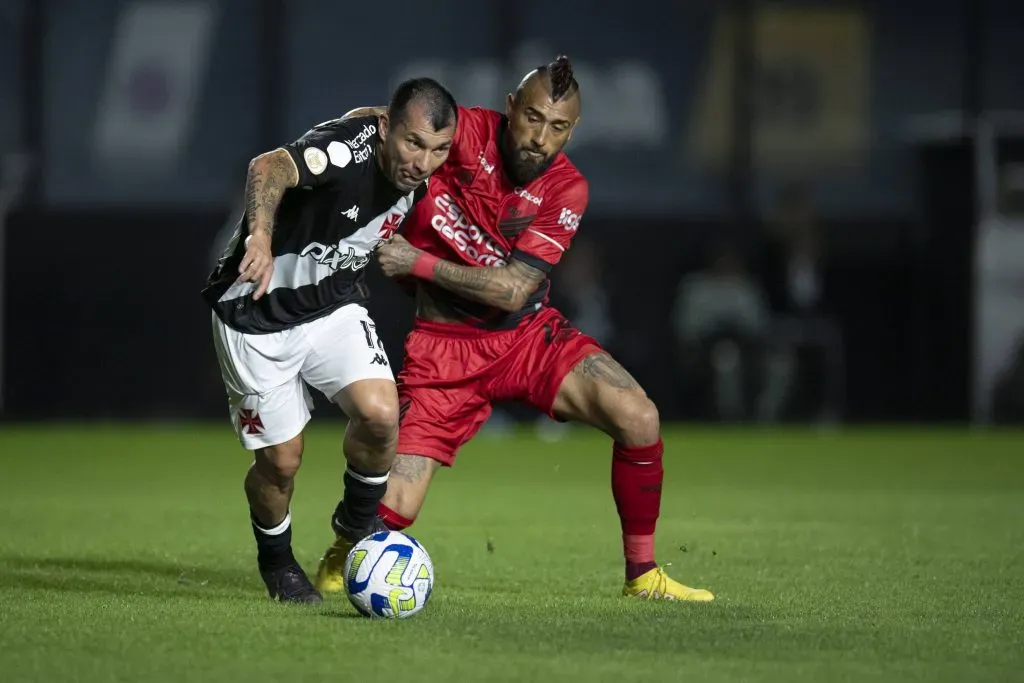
left=244, top=149, right=299, bottom=239
left=377, top=235, right=547, bottom=312
left=428, top=258, right=547, bottom=312
left=235, top=149, right=299, bottom=299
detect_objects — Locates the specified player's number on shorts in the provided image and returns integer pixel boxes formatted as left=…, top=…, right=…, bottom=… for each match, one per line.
left=360, top=320, right=385, bottom=351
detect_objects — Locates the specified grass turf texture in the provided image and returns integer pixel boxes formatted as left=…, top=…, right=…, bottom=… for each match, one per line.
left=0, top=424, right=1021, bottom=682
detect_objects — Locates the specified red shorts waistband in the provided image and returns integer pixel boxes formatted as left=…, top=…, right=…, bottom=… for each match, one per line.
left=411, top=311, right=548, bottom=338
left=410, top=317, right=515, bottom=339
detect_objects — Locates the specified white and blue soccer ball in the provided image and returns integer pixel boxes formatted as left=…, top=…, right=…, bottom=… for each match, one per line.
left=344, top=530, right=434, bottom=619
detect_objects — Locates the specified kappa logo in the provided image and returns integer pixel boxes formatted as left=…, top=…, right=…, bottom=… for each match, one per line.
left=515, top=187, right=542, bottom=205
left=557, top=207, right=582, bottom=231
left=341, top=205, right=359, bottom=221
left=370, top=353, right=389, bottom=366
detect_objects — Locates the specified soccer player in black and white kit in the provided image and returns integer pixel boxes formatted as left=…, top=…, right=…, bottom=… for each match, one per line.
left=202, top=79, right=457, bottom=602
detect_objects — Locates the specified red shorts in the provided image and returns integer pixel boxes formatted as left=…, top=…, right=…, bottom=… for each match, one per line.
left=396, top=307, right=600, bottom=466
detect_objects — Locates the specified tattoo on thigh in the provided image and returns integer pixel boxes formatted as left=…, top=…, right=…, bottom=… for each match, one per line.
left=574, top=352, right=642, bottom=390
left=391, top=454, right=431, bottom=483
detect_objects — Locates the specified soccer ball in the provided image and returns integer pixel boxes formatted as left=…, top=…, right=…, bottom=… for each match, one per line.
left=343, top=530, right=434, bottom=619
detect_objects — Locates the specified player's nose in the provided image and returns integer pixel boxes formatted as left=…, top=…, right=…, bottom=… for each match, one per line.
left=532, top=124, right=551, bottom=148
left=412, top=149, right=431, bottom=175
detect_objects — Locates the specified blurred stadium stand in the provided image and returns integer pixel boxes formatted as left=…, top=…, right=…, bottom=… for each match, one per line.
left=2, top=0, right=1024, bottom=426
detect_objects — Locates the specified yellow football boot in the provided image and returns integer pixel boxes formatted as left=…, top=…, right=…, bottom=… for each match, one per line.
left=314, top=534, right=354, bottom=594
left=623, top=566, right=715, bottom=602
left=315, top=512, right=388, bottom=594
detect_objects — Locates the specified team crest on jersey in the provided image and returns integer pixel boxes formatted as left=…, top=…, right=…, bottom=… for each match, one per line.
left=377, top=211, right=405, bottom=240
left=238, top=409, right=264, bottom=435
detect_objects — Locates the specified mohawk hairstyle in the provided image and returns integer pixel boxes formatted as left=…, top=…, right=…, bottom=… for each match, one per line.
left=547, top=55, right=577, bottom=101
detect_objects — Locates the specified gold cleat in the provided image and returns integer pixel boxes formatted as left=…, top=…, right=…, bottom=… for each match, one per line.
left=623, top=566, right=715, bottom=602
left=314, top=535, right=354, bottom=594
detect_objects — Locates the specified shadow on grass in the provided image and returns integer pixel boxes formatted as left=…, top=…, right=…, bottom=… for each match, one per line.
left=0, top=555, right=259, bottom=599
left=319, top=610, right=369, bottom=620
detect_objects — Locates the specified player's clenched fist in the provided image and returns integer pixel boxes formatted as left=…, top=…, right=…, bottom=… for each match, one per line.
left=376, top=234, right=422, bottom=279
left=237, top=231, right=274, bottom=301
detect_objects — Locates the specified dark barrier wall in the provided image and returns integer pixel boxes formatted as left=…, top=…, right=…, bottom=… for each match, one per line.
left=3, top=209, right=965, bottom=423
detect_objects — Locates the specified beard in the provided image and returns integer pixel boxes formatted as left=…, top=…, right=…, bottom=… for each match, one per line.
left=500, top=135, right=556, bottom=186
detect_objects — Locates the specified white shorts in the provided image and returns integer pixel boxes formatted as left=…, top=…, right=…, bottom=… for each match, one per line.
left=211, top=304, right=394, bottom=450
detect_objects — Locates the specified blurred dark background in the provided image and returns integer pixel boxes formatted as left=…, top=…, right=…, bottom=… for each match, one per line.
left=2, top=0, right=1024, bottom=427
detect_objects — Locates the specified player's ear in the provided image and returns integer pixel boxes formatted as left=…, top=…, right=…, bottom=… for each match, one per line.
left=505, top=93, right=515, bottom=119
left=378, top=112, right=390, bottom=142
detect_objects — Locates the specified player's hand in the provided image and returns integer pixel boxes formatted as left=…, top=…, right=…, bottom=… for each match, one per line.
left=237, top=231, right=274, bottom=301
left=377, top=234, right=420, bottom=279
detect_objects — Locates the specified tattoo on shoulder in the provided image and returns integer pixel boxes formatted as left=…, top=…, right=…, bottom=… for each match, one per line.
left=573, top=352, right=642, bottom=390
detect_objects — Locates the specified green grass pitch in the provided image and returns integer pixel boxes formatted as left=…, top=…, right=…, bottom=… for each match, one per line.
left=0, top=424, right=1021, bottom=682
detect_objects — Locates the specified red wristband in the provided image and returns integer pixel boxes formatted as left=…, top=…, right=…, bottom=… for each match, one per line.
left=410, top=252, right=439, bottom=281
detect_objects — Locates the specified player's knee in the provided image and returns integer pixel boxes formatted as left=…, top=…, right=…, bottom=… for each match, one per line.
left=254, top=438, right=303, bottom=485
left=352, top=394, right=400, bottom=445
left=610, top=395, right=661, bottom=447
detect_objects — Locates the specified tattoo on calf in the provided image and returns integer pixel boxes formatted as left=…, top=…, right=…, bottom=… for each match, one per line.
left=574, top=352, right=642, bottom=390
left=391, top=455, right=431, bottom=483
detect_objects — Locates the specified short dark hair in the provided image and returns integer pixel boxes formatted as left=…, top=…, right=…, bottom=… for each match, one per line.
left=388, top=78, right=458, bottom=132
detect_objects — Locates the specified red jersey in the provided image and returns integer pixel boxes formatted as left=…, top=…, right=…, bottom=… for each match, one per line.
left=401, top=106, right=589, bottom=328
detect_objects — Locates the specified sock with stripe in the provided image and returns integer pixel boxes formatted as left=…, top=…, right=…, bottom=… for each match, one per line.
left=612, top=439, right=664, bottom=581
left=333, top=464, right=390, bottom=534
left=377, top=502, right=415, bottom=531
left=251, top=510, right=296, bottom=571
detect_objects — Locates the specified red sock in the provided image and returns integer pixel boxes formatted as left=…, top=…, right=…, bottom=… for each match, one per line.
left=612, top=439, right=663, bottom=580
left=377, top=503, right=414, bottom=531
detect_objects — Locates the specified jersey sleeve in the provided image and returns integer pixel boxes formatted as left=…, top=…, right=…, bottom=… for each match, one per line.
left=281, top=118, right=362, bottom=189
left=510, top=177, right=589, bottom=272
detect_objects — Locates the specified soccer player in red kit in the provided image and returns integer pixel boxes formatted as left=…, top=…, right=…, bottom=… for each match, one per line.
left=317, top=56, right=713, bottom=601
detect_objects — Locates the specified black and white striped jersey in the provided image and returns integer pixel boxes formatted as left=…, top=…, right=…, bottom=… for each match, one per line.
left=203, top=115, right=425, bottom=334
